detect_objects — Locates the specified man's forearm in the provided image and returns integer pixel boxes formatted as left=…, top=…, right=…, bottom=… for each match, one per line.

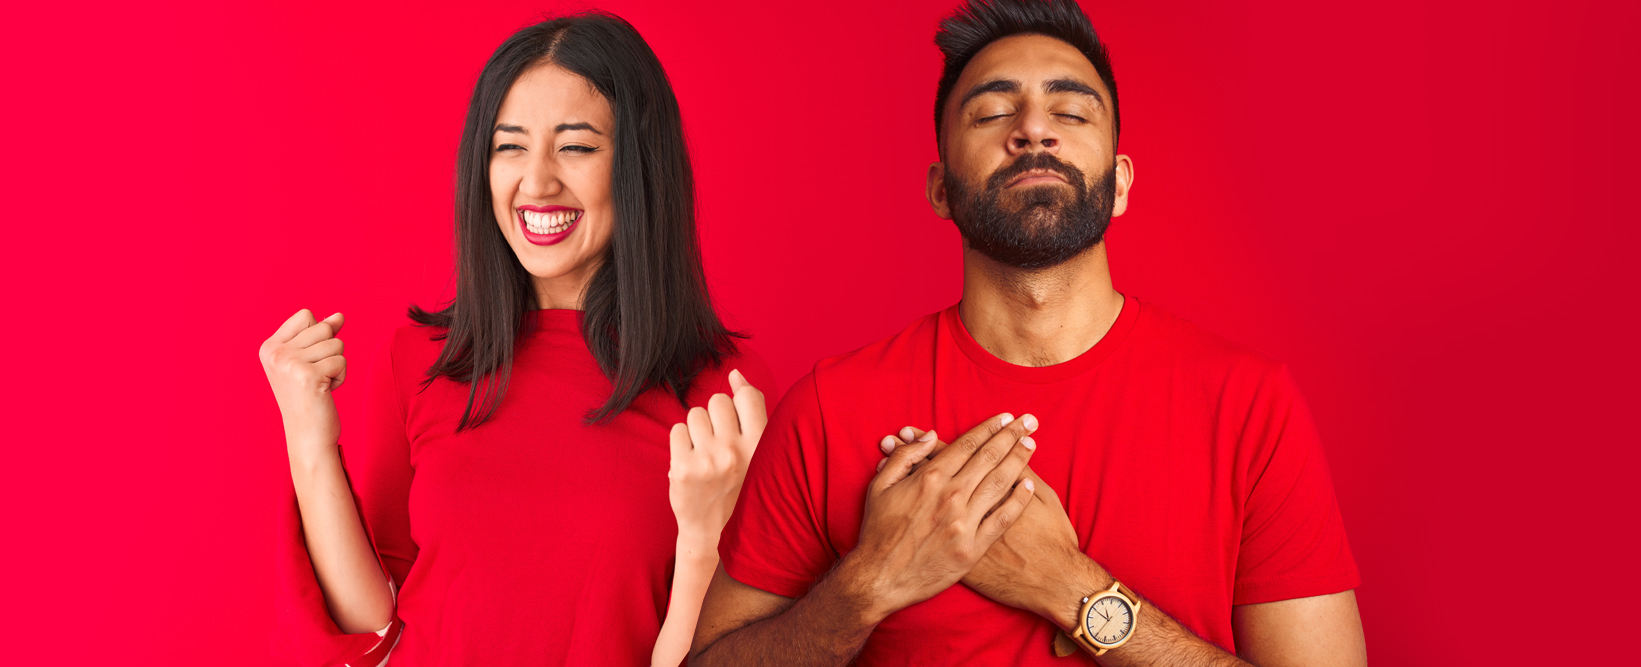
left=1046, top=558, right=1250, bottom=667
left=692, top=558, right=882, bottom=667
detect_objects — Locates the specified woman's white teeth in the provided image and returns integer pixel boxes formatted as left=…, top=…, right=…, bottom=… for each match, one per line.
left=522, top=209, right=579, bottom=234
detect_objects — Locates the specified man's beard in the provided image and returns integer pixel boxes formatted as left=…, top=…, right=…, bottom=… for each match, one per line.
left=945, top=152, right=1116, bottom=270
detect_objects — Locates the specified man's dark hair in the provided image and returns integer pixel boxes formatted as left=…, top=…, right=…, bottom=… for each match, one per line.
left=933, top=0, right=1119, bottom=153
left=410, top=11, right=740, bottom=429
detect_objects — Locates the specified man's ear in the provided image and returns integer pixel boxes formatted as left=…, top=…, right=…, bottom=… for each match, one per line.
left=926, top=162, right=952, bottom=220
left=1111, top=153, right=1135, bottom=217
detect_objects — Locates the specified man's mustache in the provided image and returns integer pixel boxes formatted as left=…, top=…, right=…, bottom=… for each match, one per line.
left=984, top=152, right=1086, bottom=191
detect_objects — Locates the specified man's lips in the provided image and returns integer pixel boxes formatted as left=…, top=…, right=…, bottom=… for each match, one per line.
left=1007, top=169, right=1072, bottom=188
left=517, top=205, right=582, bottom=246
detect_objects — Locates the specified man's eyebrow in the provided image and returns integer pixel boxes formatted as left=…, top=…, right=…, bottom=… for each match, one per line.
left=958, top=78, right=1022, bottom=110
left=1045, top=78, right=1104, bottom=104
left=554, top=122, right=603, bottom=135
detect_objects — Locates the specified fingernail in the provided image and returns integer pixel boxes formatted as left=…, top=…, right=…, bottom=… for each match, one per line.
left=1024, top=479, right=1035, bottom=492
left=999, top=413, right=1015, bottom=426
left=729, top=368, right=744, bottom=382
left=877, top=459, right=888, bottom=472
left=917, top=429, right=937, bottom=442
left=1021, top=436, right=1035, bottom=451
left=899, top=426, right=916, bottom=442
left=1022, top=414, right=1038, bottom=431
left=880, top=436, right=897, bottom=454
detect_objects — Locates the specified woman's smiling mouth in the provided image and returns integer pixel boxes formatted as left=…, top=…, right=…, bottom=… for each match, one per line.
left=517, top=205, right=582, bottom=245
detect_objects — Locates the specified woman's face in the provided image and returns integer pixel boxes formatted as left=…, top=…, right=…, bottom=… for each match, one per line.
left=490, top=63, right=616, bottom=309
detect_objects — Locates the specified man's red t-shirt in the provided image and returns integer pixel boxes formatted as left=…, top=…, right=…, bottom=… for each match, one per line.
left=720, top=296, right=1358, bottom=663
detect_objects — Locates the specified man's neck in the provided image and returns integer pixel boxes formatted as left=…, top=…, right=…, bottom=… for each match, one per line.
left=957, top=243, right=1125, bottom=367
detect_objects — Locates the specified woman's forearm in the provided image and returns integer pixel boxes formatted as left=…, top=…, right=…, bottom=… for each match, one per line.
left=289, top=441, right=395, bottom=634
left=651, top=530, right=721, bottom=667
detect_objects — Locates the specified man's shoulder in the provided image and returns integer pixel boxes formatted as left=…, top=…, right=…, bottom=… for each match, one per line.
left=1130, top=299, right=1288, bottom=381
left=808, top=309, right=945, bottom=399
left=1122, top=300, right=1299, bottom=409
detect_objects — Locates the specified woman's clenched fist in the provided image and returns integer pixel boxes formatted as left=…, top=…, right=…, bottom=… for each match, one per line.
left=259, top=309, right=347, bottom=461
left=667, top=369, right=767, bottom=544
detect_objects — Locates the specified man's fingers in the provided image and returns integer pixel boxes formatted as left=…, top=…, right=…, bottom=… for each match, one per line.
left=1015, top=465, right=1068, bottom=508
left=882, top=426, right=931, bottom=456
left=869, top=430, right=939, bottom=493
left=927, top=413, right=1014, bottom=474
left=707, top=393, right=739, bottom=439
left=952, top=413, right=1037, bottom=489
left=967, top=434, right=1036, bottom=515
left=976, top=478, right=1036, bottom=545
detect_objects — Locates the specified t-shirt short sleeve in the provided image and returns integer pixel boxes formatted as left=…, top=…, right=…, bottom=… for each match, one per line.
left=1233, top=365, right=1361, bottom=605
left=719, top=372, right=837, bottom=598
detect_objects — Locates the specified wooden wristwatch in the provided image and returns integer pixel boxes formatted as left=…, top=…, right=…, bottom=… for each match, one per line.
left=1054, top=581, right=1142, bottom=657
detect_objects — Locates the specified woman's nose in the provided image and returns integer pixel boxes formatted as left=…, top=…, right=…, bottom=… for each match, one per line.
left=520, top=153, right=562, bottom=198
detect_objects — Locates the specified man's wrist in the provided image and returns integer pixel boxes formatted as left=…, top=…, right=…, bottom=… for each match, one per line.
left=1040, top=553, right=1114, bottom=632
left=825, top=551, right=895, bottom=627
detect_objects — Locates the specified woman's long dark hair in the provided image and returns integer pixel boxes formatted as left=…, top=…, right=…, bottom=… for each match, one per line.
left=410, top=12, right=740, bottom=429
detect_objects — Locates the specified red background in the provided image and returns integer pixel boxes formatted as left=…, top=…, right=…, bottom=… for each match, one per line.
left=1, top=0, right=1635, bottom=663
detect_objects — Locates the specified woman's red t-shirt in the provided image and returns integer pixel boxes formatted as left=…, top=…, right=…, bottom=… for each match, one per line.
left=274, top=309, right=774, bottom=666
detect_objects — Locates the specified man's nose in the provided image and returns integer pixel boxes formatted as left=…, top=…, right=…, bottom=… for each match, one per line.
left=1008, top=103, right=1061, bottom=155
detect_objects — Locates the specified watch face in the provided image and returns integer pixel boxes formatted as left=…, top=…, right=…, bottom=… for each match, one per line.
left=1085, top=595, right=1134, bottom=646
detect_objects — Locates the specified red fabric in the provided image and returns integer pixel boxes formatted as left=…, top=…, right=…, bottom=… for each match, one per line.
left=720, top=295, right=1358, bottom=662
left=275, top=309, right=774, bottom=666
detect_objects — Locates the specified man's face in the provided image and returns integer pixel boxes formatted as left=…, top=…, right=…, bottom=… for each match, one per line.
left=927, top=34, right=1133, bottom=270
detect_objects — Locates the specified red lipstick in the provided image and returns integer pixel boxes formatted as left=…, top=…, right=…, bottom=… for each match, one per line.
left=516, top=205, right=582, bottom=246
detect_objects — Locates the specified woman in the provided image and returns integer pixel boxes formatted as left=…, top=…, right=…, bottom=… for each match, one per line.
left=257, top=12, right=771, bottom=666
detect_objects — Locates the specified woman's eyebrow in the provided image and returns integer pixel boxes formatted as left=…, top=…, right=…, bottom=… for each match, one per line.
left=554, top=122, right=603, bottom=135
left=494, top=123, right=528, bottom=135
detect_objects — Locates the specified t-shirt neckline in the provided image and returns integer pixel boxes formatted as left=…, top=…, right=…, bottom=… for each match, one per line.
left=943, top=294, right=1139, bottom=385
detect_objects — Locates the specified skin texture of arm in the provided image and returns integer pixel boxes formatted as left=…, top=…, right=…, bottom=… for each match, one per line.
left=260, top=309, right=394, bottom=634
left=1233, top=591, right=1366, bottom=667
left=651, top=371, right=767, bottom=667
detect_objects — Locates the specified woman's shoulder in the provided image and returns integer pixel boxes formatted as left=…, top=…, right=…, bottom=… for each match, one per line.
left=365, top=321, right=447, bottom=395
left=384, top=320, right=446, bottom=363
left=690, top=340, right=782, bottom=406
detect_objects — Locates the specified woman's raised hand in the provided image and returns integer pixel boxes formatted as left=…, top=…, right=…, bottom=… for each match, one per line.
left=259, top=309, right=348, bottom=461
left=667, top=369, right=767, bottom=541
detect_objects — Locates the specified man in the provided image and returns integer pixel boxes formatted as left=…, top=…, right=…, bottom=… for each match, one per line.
left=690, top=0, right=1366, bottom=664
